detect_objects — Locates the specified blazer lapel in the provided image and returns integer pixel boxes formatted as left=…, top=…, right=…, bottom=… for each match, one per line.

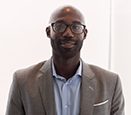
left=80, top=62, right=95, bottom=115
left=38, top=59, right=56, bottom=115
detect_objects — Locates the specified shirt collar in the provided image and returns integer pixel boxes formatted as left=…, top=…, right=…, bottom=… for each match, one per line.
left=51, top=59, right=82, bottom=79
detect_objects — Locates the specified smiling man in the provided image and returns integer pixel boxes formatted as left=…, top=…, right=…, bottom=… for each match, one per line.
left=6, top=5, right=124, bottom=115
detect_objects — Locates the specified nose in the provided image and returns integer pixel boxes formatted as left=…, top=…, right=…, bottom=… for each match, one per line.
left=62, top=27, right=74, bottom=38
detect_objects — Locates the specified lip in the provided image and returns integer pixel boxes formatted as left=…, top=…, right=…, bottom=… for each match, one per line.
left=60, top=41, right=76, bottom=48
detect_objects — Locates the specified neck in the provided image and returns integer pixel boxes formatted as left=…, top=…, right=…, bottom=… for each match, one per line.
left=53, top=54, right=80, bottom=80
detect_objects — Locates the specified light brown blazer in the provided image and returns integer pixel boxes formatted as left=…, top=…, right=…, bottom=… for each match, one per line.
left=6, top=59, right=124, bottom=115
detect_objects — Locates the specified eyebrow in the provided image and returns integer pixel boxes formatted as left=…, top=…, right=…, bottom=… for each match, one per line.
left=54, top=20, right=82, bottom=24
left=54, top=20, right=65, bottom=23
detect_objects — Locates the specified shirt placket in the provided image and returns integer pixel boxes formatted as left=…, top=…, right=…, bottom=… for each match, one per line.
left=61, top=81, right=70, bottom=115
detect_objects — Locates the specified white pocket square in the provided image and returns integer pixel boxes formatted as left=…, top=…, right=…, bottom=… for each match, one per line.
left=93, top=99, right=109, bottom=107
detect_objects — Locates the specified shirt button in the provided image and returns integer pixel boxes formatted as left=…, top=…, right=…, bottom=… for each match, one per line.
left=65, top=105, right=68, bottom=108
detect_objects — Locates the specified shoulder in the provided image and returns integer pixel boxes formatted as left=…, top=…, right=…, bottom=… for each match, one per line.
left=86, top=64, right=120, bottom=83
left=89, top=64, right=118, bottom=77
left=13, top=61, right=46, bottom=81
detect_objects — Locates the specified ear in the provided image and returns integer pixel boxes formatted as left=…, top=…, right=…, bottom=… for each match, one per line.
left=46, top=26, right=51, bottom=38
left=83, top=28, right=88, bottom=39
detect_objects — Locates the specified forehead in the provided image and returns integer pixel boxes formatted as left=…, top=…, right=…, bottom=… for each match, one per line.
left=49, top=6, right=85, bottom=24
left=53, top=16, right=83, bottom=24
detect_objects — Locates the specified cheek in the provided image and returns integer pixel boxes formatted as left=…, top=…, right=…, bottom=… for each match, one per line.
left=50, top=32, right=62, bottom=40
left=76, top=34, right=85, bottom=41
left=80, top=33, right=85, bottom=40
left=50, top=30, right=56, bottom=39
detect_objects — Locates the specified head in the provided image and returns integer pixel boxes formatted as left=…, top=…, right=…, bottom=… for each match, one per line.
left=46, top=5, right=88, bottom=59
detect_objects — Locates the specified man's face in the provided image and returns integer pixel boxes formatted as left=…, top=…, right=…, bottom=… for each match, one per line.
left=47, top=7, right=87, bottom=59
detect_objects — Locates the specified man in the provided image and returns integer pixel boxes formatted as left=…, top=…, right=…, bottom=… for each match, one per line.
left=6, top=5, right=124, bottom=115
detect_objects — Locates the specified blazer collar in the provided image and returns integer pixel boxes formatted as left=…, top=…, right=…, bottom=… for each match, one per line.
left=38, top=58, right=95, bottom=115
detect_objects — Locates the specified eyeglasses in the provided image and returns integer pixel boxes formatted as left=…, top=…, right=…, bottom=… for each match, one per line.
left=51, top=22, right=86, bottom=34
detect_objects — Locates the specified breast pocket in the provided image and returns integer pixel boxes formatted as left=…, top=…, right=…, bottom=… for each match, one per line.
left=93, top=99, right=110, bottom=115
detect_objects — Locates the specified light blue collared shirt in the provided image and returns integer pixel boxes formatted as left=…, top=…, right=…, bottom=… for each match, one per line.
left=52, top=60, right=82, bottom=115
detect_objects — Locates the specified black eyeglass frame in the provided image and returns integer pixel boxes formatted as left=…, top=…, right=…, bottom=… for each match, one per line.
left=51, top=22, right=86, bottom=34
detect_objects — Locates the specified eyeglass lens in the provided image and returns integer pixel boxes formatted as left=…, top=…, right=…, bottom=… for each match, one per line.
left=52, top=22, right=85, bottom=34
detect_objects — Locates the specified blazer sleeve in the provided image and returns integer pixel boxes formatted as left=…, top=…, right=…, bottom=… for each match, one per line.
left=111, top=75, right=125, bottom=115
left=6, top=72, right=25, bottom=115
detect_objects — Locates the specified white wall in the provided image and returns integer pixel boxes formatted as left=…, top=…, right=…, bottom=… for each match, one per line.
left=0, top=0, right=111, bottom=114
left=111, top=0, right=131, bottom=114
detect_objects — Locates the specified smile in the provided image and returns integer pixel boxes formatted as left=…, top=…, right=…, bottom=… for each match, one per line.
left=60, top=41, right=76, bottom=48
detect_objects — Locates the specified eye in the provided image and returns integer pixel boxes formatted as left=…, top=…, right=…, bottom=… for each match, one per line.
left=53, top=22, right=66, bottom=32
left=71, top=23, right=84, bottom=33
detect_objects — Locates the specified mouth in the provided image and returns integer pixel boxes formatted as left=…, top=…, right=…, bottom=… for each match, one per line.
left=60, top=41, right=76, bottom=49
